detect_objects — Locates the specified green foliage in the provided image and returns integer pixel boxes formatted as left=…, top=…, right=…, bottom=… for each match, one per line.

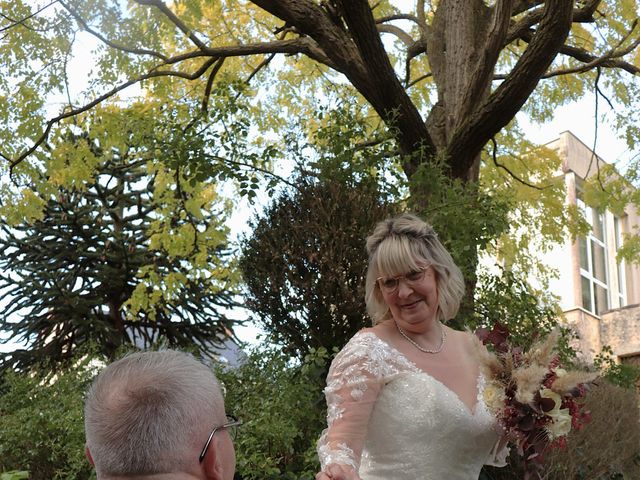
left=410, top=155, right=512, bottom=276
left=0, top=356, right=98, bottom=480
left=594, top=345, right=640, bottom=389
left=240, top=114, right=397, bottom=359
left=215, top=345, right=330, bottom=480
left=0, top=472, right=29, bottom=480
left=472, top=268, right=576, bottom=363
left=407, top=154, right=512, bottom=325
left=0, top=118, right=239, bottom=370
left=480, top=127, right=591, bottom=282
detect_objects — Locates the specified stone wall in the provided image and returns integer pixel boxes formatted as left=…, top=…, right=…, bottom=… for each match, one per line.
left=563, top=304, right=640, bottom=364
left=602, top=304, right=640, bottom=358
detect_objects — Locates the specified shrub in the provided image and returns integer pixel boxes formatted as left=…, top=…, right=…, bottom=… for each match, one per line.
left=215, top=344, right=329, bottom=480
left=0, top=359, right=97, bottom=480
left=594, top=345, right=640, bottom=390
left=544, top=379, right=640, bottom=479
left=240, top=177, right=393, bottom=362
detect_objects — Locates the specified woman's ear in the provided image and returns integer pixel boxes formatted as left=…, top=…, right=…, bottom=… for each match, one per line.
left=201, top=436, right=225, bottom=480
left=85, top=445, right=95, bottom=467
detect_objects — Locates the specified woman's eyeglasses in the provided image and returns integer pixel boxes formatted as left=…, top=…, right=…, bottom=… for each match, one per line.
left=199, top=414, right=242, bottom=463
left=376, top=266, right=428, bottom=294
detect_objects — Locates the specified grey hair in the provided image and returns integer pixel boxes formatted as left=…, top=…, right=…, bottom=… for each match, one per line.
left=84, top=350, right=225, bottom=477
left=365, top=213, right=465, bottom=324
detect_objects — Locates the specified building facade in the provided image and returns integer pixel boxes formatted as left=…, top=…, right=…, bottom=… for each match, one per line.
left=542, top=131, right=640, bottom=364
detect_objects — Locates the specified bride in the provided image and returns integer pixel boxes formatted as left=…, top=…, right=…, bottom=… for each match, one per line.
left=316, top=214, right=507, bottom=480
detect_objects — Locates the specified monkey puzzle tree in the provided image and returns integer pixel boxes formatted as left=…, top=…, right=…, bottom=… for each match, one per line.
left=0, top=109, right=240, bottom=371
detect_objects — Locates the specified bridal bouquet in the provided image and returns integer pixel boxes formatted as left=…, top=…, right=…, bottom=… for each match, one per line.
left=474, top=323, right=597, bottom=479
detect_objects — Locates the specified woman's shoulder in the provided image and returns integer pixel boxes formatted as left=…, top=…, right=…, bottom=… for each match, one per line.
left=331, top=324, right=413, bottom=374
left=443, top=325, right=482, bottom=357
left=341, top=326, right=387, bottom=352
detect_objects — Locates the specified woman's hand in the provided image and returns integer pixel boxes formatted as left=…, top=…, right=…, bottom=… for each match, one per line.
left=315, top=464, right=362, bottom=480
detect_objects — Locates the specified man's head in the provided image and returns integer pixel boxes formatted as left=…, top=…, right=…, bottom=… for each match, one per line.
left=84, top=350, right=236, bottom=480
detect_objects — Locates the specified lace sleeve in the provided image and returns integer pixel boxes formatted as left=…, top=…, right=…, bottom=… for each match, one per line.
left=317, top=332, right=415, bottom=473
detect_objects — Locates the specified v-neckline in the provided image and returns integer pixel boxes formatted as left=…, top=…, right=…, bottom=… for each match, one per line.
left=362, top=331, right=482, bottom=416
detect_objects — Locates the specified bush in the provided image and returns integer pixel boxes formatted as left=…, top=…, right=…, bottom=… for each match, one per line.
left=240, top=177, right=394, bottom=362
left=0, top=359, right=97, bottom=480
left=594, top=345, right=640, bottom=390
left=215, top=344, right=329, bottom=480
left=482, top=380, right=640, bottom=479
left=544, top=380, right=640, bottom=479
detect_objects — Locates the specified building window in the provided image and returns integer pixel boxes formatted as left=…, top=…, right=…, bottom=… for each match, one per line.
left=577, top=192, right=610, bottom=315
left=614, top=216, right=627, bottom=307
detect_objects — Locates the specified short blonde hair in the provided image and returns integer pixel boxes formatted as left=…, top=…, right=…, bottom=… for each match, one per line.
left=365, top=214, right=465, bottom=324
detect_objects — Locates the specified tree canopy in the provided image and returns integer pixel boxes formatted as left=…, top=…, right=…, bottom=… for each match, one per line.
left=0, top=0, right=638, bottom=324
left=1, top=0, right=638, bottom=179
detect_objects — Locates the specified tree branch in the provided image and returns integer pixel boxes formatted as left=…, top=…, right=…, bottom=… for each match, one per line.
left=512, top=0, right=544, bottom=16
left=466, top=0, right=514, bottom=116
left=243, top=53, right=276, bottom=86
left=60, top=1, right=168, bottom=61
left=375, top=13, right=421, bottom=25
left=490, top=137, right=544, bottom=190
left=249, top=0, right=363, bottom=75
left=407, top=72, right=433, bottom=88
left=376, top=24, right=414, bottom=47
left=202, top=153, right=300, bottom=190
left=519, top=23, right=640, bottom=78
left=202, top=59, right=225, bottom=114
left=8, top=57, right=218, bottom=176
left=0, top=0, right=59, bottom=34
left=506, top=0, right=600, bottom=45
left=336, top=0, right=433, bottom=172
left=135, top=0, right=207, bottom=50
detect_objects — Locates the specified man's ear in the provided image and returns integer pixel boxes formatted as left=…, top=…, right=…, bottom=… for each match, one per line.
left=201, top=436, right=224, bottom=480
left=85, top=445, right=95, bottom=467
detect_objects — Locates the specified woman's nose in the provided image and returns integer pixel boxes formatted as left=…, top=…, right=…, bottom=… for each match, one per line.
left=396, top=279, right=414, bottom=297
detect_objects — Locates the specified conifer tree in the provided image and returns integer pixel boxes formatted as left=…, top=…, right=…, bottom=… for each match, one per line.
left=0, top=143, right=238, bottom=370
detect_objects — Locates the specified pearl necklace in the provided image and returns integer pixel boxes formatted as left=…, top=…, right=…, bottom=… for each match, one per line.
left=395, top=321, right=446, bottom=354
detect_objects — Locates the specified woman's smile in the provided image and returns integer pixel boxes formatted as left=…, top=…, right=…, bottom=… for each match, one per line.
left=400, top=299, right=423, bottom=309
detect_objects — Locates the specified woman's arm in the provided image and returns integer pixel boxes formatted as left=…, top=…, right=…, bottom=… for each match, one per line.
left=316, top=333, right=385, bottom=477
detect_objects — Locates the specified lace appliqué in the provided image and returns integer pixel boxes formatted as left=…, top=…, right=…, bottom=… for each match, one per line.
left=324, top=332, right=418, bottom=423
left=317, top=439, right=357, bottom=470
left=317, top=332, right=419, bottom=470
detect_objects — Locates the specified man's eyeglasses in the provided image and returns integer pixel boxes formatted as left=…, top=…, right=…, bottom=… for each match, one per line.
left=199, top=415, right=242, bottom=463
left=376, top=266, right=428, bottom=294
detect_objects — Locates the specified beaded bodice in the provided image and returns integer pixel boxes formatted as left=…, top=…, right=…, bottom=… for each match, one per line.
left=317, top=332, right=507, bottom=480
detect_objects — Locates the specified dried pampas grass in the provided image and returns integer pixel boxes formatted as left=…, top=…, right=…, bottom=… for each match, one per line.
left=512, top=364, right=549, bottom=404
left=550, top=370, right=599, bottom=395
left=524, top=328, right=560, bottom=367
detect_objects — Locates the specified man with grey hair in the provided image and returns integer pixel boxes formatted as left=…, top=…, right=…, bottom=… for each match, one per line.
left=84, top=350, right=237, bottom=480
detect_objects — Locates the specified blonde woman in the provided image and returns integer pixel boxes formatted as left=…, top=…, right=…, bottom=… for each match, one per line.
left=316, top=214, right=506, bottom=480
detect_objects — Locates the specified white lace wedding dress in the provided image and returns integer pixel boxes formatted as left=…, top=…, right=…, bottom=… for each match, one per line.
left=317, top=332, right=507, bottom=480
